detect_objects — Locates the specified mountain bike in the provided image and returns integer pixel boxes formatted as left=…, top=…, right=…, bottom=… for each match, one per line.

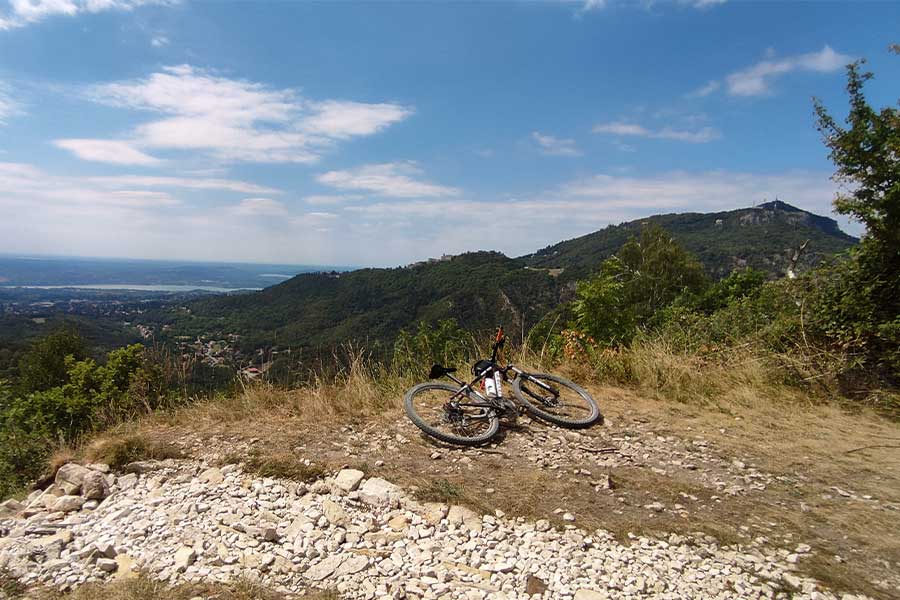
left=404, top=327, right=602, bottom=445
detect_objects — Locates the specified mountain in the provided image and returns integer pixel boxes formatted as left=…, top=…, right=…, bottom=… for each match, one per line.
left=522, top=200, right=858, bottom=282
left=153, top=202, right=857, bottom=355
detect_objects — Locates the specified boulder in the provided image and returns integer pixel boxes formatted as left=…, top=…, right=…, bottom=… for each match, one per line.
left=55, top=463, right=91, bottom=495
left=332, top=469, right=365, bottom=493
left=358, top=477, right=401, bottom=507
left=305, top=554, right=345, bottom=580
left=322, top=499, right=349, bottom=526
left=0, top=499, right=24, bottom=517
left=199, top=467, right=224, bottom=485
left=52, top=495, right=85, bottom=513
left=447, top=505, right=483, bottom=532
left=173, top=546, right=196, bottom=572
left=82, top=470, right=110, bottom=500
left=421, top=502, right=448, bottom=526
left=97, top=558, right=118, bottom=573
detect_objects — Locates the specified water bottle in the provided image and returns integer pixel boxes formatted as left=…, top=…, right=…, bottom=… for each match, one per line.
left=483, top=374, right=497, bottom=397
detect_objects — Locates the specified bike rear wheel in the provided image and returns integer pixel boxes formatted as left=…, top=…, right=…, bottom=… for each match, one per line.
left=404, top=383, right=500, bottom=446
left=512, top=373, right=601, bottom=428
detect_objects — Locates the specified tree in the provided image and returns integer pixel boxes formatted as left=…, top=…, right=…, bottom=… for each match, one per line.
left=814, top=59, right=899, bottom=249
left=17, top=328, right=87, bottom=394
left=573, top=224, right=708, bottom=344
left=812, top=55, right=900, bottom=378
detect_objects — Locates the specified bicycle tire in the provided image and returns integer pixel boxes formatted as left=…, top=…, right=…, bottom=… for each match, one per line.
left=404, top=382, right=500, bottom=446
left=512, top=373, right=602, bottom=428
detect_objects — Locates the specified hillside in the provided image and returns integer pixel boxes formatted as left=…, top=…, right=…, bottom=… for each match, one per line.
left=156, top=252, right=562, bottom=354
left=151, top=202, right=857, bottom=355
left=522, top=200, right=858, bottom=281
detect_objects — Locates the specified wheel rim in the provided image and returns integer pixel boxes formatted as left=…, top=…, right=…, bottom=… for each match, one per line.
left=519, top=377, right=594, bottom=421
left=412, top=387, right=495, bottom=439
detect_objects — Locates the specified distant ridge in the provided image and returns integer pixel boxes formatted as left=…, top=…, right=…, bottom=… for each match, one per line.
left=155, top=202, right=858, bottom=355
left=521, top=201, right=857, bottom=281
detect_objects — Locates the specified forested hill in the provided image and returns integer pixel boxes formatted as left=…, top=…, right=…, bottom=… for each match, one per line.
left=162, top=252, right=562, bottom=354
left=158, top=201, right=857, bottom=355
left=522, top=200, right=858, bottom=282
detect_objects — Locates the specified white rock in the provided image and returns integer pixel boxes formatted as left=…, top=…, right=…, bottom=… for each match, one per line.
left=305, top=554, right=345, bottom=580
left=332, top=469, right=365, bottom=493
left=358, top=477, right=401, bottom=507
left=96, top=558, right=118, bottom=573
left=52, top=495, right=85, bottom=512
left=199, top=467, right=224, bottom=485
left=173, top=546, right=196, bottom=572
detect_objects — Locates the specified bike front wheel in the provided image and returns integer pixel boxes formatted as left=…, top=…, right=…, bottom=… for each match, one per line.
left=512, top=373, right=601, bottom=429
left=404, top=383, right=500, bottom=446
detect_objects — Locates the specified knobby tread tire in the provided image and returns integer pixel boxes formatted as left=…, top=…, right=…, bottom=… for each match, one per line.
left=512, top=373, right=602, bottom=429
left=404, top=382, right=500, bottom=446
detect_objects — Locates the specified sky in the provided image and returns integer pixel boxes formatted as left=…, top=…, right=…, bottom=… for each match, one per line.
left=0, top=0, right=897, bottom=267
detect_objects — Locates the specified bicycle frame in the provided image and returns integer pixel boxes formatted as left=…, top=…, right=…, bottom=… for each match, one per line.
left=439, top=346, right=558, bottom=414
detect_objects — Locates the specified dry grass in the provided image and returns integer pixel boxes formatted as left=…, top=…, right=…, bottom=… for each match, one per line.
left=25, top=575, right=338, bottom=600
left=242, top=448, right=327, bottom=482
left=1, top=569, right=25, bottom=598
left=81, top=434, right=185, bottom=470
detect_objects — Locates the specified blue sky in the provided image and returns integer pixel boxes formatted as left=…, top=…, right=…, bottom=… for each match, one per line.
left=0, top=0, right=897, bottom=266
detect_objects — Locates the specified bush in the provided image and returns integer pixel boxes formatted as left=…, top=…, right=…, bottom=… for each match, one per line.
left=573, top=224, right=708, bottom=345
left=16, top=327, right=87, bottom=394
left=392, top=319, right=477, bottom=376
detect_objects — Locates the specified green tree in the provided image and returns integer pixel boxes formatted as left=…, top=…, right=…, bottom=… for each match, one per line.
left=814, top=59, right=899, bottom=249
left=813, top=56, right=900, bottom=377
left=573, top=224, right=708, bottom=344
left=17, top=328, right=87, bottom=394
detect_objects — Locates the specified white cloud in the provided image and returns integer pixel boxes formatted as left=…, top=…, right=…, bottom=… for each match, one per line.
left=573, top=0, right=725, bottom=13
left=303, top=194, right=364, bottom=206
left=150, top=35, right=168, bottom=47
left=317, top=162, right=460, bottom=198
left=687, top=80, right=720, bottom=98
left=0, top=83, right=19, bottom=124
left=0, top=0, right=172, bottom=30
left=726, top=45, right=852, bottom=96
left=532, top=131, right=582, bottom=157
left=57, top=65, right=412, bottom=165
left=291, top=211, right=338, bottom=231
left=53, top=138, right=162, bottom=166
left=0, top=161, right=180, bottom=208
left=579, top=0, right=605, bottom=12
left=0, top=161, right=858, bottom=265
left=303, top=101, right=412, bottom=139
left=85, top=174, right=280, bottom=194
left=593, top=121, right=721, bottom=143
left=338, top=169, right=851, bottom=263
left=684, top=0, right=726, bottom=8
left=229, top=197, right=287, bottom=217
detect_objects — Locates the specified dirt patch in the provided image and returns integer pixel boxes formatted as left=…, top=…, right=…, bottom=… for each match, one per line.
left=90, top=383, right=900, bottom=599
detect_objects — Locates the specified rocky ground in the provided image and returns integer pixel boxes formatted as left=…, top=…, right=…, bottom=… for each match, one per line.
left=0, top=459, right=853, bottom=600
left=0, top=384, right=897, bottom=599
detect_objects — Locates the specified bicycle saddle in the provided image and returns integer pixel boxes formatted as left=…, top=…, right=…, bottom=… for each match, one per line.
left=428, top=364, right=457, bottom=379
